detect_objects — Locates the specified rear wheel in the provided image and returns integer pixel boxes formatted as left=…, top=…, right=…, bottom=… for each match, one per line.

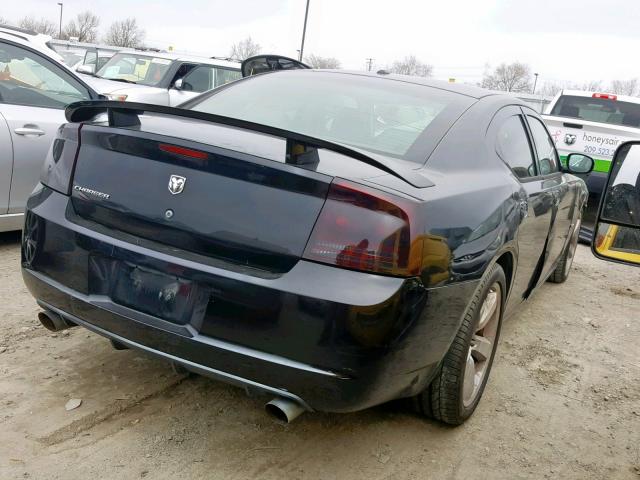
left=416, top=264, right=505, bottom=425
left=548, top=218, right=580, bottom=284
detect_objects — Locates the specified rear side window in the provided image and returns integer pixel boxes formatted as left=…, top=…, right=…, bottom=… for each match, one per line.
left=550, top=95, right=640, bottom=128
left=178, top=65, right=241, bottom=92
left=496, top=115, right=536, bottom=179
left=527, top=116, right=560, bottom=175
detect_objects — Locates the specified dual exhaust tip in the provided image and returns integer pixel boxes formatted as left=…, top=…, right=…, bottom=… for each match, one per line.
left=37, top=310, right=76, bottom=332
left=37, top=310, right=307, bottom=423
left=265, top=397, right=307, bottom=423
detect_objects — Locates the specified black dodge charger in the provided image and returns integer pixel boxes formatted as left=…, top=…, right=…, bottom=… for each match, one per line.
left=22, top=70, right=593, bottom=425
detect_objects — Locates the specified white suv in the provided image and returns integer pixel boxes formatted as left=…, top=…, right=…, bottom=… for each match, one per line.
left=80, top=51, right=242, bottom=106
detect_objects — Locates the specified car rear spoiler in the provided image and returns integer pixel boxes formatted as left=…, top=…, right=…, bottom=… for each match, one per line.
left=65, top=100, right=434, bottom=188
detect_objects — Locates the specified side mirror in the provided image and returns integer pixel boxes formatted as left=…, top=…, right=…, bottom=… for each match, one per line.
left=76, top=64, right=95, bottom=75
left=592, top=141, right=640, bottom=266
left=173, top=78, right=184, bottom=90
left=565, top=153, right=594, bottom=174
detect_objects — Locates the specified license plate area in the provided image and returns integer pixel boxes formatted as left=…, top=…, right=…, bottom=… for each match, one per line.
left=89, top=256, right=203, bottom=325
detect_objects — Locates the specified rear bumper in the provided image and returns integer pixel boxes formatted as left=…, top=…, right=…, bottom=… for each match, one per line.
left=21, top=187, right=479, bottom=412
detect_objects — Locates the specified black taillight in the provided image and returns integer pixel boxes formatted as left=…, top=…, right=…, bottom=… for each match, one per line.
left=40, top=124, right=81, bottom=195
left=303, top=179, right=424, bottom=277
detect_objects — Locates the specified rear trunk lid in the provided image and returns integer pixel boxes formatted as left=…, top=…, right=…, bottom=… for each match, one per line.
left=71, top=119, right=332, bottom=274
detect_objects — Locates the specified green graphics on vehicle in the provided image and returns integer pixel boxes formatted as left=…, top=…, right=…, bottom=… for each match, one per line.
left=548, top=127, right=638, bottom=174
left=543, top=92, right=640, bottom=174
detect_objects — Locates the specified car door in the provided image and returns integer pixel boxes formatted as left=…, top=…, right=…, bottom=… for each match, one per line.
left=0, top=39, right=95, bottom=215
left=0, top=111, right=11, bottom=215
left=525, top=113, right=577, bottom=283
left=489, top=107, right=555, bottom=312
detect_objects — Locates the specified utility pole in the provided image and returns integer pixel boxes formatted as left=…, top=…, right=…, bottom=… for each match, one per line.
left=532, top=72, right=539, bottom=94
left=57, top=2, right=63, bottom=39
left=366, top=58, right=373, bottom=71
left=299, top=0, right=310, bottom=62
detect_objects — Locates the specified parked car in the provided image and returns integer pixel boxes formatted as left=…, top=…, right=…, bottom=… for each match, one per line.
left=80, top=51, right=241, bottom=105
left=0, top=32, right=100, bottom=232
left=0, top=24, right=65, bottom=64
left=542, top=90, right=640, bottom=241
left=49, top=39, right=126, bottom=73
left=22, top=68, right=594, bottom=425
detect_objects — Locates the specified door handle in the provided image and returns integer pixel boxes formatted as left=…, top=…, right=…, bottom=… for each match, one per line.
left=14, top=127, right=46, bottom=136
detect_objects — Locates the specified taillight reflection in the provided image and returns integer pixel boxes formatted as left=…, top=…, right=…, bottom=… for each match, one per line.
left=303, top=179, right=422, bottom=277
left=40, top=124, right=81, bottom=195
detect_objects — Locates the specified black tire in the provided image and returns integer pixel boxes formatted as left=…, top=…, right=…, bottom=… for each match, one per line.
left=416, top=263, right=506, bottom=425
left=110, top=339, right=129, bottom=350
left=548, top=218, right=580, bottom=284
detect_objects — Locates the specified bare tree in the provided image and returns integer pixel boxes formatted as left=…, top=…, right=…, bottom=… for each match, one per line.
left=103, top=18, right=144, bottom=48
left=481, top=62, right=532, bottom=92
left=577, top=80, right=603, bottom=92
left=63, top=11, right=100, bottom=42
left=390, top=55, right=432, bottom=77
left=304, top=54, right=341, bottom=69
left=0, top=17, right=11, bottom=26
left=18, top=16, right=57, bottom=36
left=539, top=81, right=563, bottom=97
left=229, top=37, right=261, bottom=61
left=609, top=78, right=639, bottom=97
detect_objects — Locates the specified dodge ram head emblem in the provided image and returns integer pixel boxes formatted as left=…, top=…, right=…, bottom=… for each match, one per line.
left=564, top=134, right=577, bottom=145
left=168, top=175, right=186, bottom=195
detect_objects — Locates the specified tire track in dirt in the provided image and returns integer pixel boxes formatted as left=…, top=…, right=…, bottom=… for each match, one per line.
left=38, top=375, right=191, bottom=447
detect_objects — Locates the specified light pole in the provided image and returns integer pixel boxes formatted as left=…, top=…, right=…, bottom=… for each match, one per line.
left=57, top=2, right=63, bottom=39
left=299, top=0, right=310, bottom=61
left=532, top=72, right=539, bottom=95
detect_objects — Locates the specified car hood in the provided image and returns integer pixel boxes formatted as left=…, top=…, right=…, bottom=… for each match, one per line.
left=79, top=75, right=154, bottom=95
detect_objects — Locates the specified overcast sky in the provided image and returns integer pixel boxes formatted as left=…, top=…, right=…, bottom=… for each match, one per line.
left=2, top=0, right=640, bottom=86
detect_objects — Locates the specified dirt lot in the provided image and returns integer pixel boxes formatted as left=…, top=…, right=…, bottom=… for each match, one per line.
left=0, top=231, right=639, bottom=480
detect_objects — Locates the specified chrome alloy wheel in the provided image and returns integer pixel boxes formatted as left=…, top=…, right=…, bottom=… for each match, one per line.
left=462, top=282, right=501, bottom=407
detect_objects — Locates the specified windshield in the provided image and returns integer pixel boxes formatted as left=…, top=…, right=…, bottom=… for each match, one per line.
left=550, top=95, right=640, bottom=128
left=96, top=53, right=173, bottom=86
left=188, top=72, right=464, bottom=161
left=59, top=51, right=84, bottom=67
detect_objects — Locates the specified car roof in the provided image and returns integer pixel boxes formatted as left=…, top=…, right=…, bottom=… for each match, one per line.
left=0, top=29, right=66, bottom=63
left=110, top=50, right=240, bottom=69
left=260, top=69, right=500, bottom=100
left=49, top=39, right=130, bottom=53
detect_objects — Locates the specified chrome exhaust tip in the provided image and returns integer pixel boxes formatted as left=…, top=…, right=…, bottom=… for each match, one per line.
left=265, top=397, right=306, bottom=423
left=37, top=310, right=76, bottom=332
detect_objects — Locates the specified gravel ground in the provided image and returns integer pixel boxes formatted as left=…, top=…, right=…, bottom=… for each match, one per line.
left=1, top=230, right=639, bottom=480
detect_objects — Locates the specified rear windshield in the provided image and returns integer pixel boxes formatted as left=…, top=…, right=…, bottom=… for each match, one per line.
left=187, top=71, right=471, bottom=162
left=550, top=95, right=640, bottom=128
